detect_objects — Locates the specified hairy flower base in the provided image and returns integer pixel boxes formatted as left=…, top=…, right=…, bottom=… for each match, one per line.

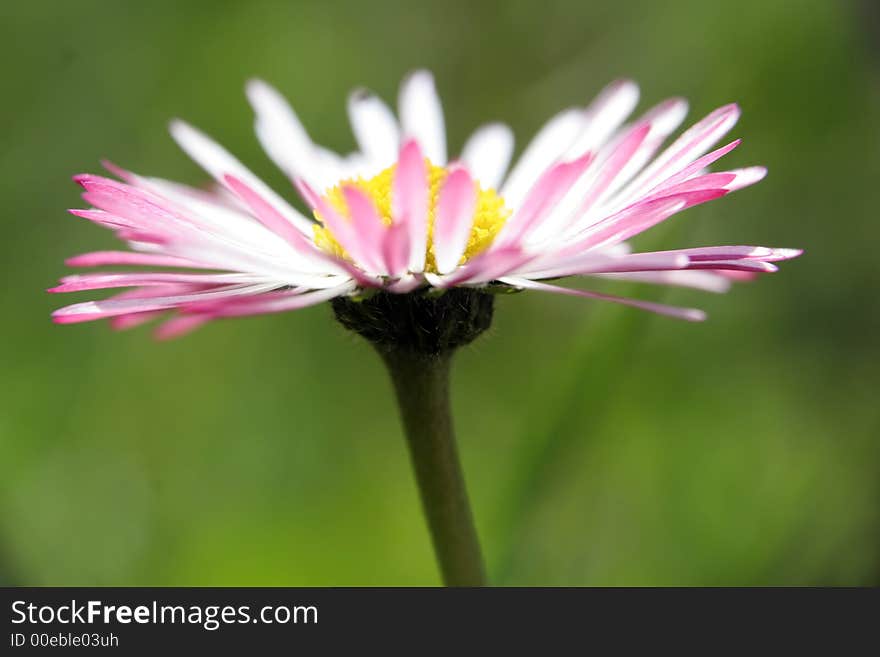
left=332, top=289, right=494, bottom=355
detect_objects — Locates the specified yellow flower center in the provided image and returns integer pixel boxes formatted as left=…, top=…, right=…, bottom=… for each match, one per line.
left=313, top=161, right=510, bottom=273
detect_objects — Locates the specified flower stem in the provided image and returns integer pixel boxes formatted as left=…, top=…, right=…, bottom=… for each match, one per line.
left=379, top=348, right=487, bottom=587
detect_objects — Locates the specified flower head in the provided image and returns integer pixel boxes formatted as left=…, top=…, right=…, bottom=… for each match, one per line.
left=52, top=70, right=800, bottom=339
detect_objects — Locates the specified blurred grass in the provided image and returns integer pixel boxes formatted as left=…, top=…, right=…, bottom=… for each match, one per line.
left=0, top=0, right=878, bottom=585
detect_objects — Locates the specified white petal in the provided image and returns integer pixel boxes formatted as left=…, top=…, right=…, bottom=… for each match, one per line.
left=592, top=270, right=732, bottom=293
left=460, top=123, right=515, bottom=190
left=500, top=108, right=586, bottom=210
left=347, top=88, right=400, bottom=169
left=168, top=119, right=314, bottom=236
left=565, top=79, right=640, bottom=157
left=498, top=276, right=707, bottom=321
left=244, top=79, right=324, bottom=185
left=398, top=70, right=447, bottom=165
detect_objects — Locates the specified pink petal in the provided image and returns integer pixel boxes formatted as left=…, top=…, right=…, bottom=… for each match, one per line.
left=717, top=270, right=760, bottom=281
left=107, top=284, right=209, bottom=329
left=49, top=272, right=261, bottom=293
left=65, top=251, right=211, bottom=269
left=648, top=167, right=765, bottom=198
left=382, top=221, right=411, bottom=278
left=154, top=314, right=211, bottom=340
left=592, top=98, right=689, bottom=196
left=110, top=311, right=166, bottom=330
left=645, top=139, right=741, bottom=195
left=498, top=153, right=594, bottom=247
left=52, top=283, right=276, bottom=324
left=385, top=273, right=423, bottom=293
left=341, top=185, right=388, bottom=274
left=656, top=172, right=738, bottom=195
left=683, top=259, right=778, bottom=273
left=392, top=139, right=429, bottom=272
left=571, top=189, right=729, bottom=252
left=75, top=175, right=187, bottom=237
left=498, top=276, right=706, bottom=321
left=646, top=245, right=802, bottom=262
left=223, top=173, right=375, bottom=282
left=69, top=208, right=137, bottom=230
left=223, top=174, right=316, bottom=253
left=577, top=123, right=652, bottom=213
left=297, top=178, right=382, bottom=276
left=200, top=282, right=354, bottom=318
left=433, top=246, right=533, bottom=288
left=433, top=167, right=477, bottom=274
left=622, top=104, right=741, bottom=201
left=517, top=252, right=690, bottom=279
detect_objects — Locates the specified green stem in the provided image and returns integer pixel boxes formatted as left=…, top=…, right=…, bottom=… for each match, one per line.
left=379, top=347, right=487, bottom=587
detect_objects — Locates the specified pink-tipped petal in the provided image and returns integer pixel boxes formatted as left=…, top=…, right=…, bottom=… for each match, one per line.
left=433, top=167, right=478, bottom=274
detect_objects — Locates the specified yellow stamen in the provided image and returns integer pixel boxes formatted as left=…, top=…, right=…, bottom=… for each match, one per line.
left=313, top=160, right=510, bottom=273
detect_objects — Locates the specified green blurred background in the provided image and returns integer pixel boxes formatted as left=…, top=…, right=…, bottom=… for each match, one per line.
left=1, top=0, right=878, bottom=586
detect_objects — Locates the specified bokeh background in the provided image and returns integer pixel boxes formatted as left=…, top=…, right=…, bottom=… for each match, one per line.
left=1, top=0, right=878, bottom=586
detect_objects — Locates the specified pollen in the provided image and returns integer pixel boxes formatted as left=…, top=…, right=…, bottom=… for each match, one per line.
left=312, top=161, right=510, bottom=273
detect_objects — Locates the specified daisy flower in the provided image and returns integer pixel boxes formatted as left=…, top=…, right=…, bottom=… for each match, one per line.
left=50, top=70, right=801, bottom=586
left=52, top=70, right=800, bottom=338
